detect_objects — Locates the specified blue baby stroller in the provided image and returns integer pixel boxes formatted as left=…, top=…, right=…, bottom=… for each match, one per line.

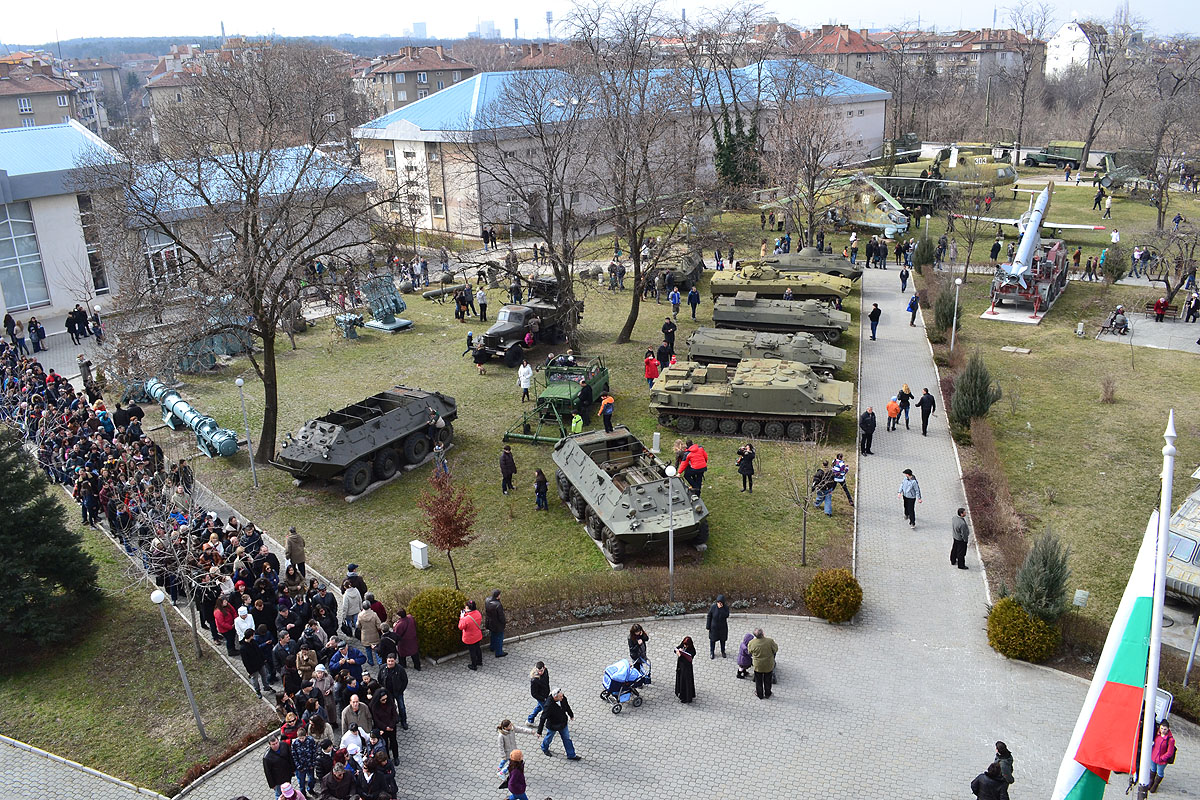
left=600, top=659, right=648, bottom=714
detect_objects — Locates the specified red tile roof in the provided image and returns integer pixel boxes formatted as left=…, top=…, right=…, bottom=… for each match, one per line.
left=800, top=25, right=884, bottom=56
left=370, top=47, right=475, bottom=75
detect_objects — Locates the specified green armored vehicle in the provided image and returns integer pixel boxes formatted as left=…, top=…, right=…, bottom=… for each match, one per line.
left=751, top=247, right=863, bottom=281
left=685, top=327, right=846, bottom=375
left=552, top=426, right=710, bottom=564
left=273, top=386, right=457, bottom=495
left=647, top=251, right=705, bottom=292
left=710, top=265, right=851, bottom=302
left=712, top=292, right=852, bottom=341
left=504, top=355, right=611, bottom=444
left=650, top=359, right=854, bottom=438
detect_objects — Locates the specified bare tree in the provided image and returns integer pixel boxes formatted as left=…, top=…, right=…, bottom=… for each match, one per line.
left=78, top=45, right=397, bottom=464
left=1078, top=17, right=1140, bottom=166
left=864, top=25, right=927, bottom=140
left=1144, top=229, right=1200, bottom=305
left=946, top=183, right=995, bottom=280
left=780, top=434, right=833, bottom=567
left=1004, top=1, right=1053, bottom=167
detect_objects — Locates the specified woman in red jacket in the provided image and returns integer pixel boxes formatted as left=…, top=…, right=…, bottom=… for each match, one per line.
left=214, top=597, right=238, bottom=656
left=458, top=600, right=485, bottom=671
left=1149, top=721, right=1177, bottom=792
left=644, top=350, right=660, bottom=388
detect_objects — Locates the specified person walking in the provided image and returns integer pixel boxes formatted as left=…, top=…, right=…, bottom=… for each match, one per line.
left=907, top=293, right=920, bottom=327
left=735, top=632, right=754, bottom=679
left=971, top=763, right=1007, bottom=800
left=537, top=689, right=581, bottom=760
left=899, top=266, right=910, bottom=293
left=669, top=288, right=682, bottom=319
left=682, top=439, right=709, bottom=495
left=897, top=384, right=915, bottom=430
left=868, top=303, right=881, bottom=340
left=898, top=469, right=922, bottom=529
left=1148, top=720, right=1176, bottom=792
left=992, top=741, right=1015, bottom=796
left=951, top=508, right=971, bottom=570
left=674, top=636, right=697, bottom=703
left=505, top=749, right=528, bottom=800
left=476, top=287, right=488, bottom=322
left=687, top=286, right=701, bottom=320
left=485, top=589, right=508, bottom=658
left=518, top=360, right=534, bottom=402
left=458, top=599, right=485, bottom=671
left=597, top=392, right=615, bottom=433
left=534, top=468, right=549, bottom=511
left=500, top=445, right=517, bottom=495
left=736, top=442, right=755, bottom=492
left=1103, top=195, right=1113, bottom=219
left=706, top=595, right=729, bottom=658
left=527, top=662, right=551, bottom=724
left=628, top=624, right=651, bottom=677
left=885, top=397, right=901, bottom=432
left=747, top=628, right=778, bottom=699
left=859, top=407, right=877, bottom=455
left=644, top=349, right=659, bottom=388
left=915, top=387, right=937, bottom=436
left=812, top=461, right=834, bottom=516
left=662, top=317, right=677, bottom=352
left=496, top=721, right=517, bottom=780
left=831, top=453, right=853, bottom=507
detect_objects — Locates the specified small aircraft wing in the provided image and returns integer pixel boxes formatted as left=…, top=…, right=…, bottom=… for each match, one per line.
left=860, top=177, right=905, bottom=212
left=951, top=213, right=1020, bottom=226
left=1040, top=220, right=1108, bottom=231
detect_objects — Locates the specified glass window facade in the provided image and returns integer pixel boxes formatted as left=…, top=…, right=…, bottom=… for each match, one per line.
left=0, top=202, right=50, bottom=312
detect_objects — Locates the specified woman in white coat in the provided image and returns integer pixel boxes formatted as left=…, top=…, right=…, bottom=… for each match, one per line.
left=518, top=360, right=534, bottom=402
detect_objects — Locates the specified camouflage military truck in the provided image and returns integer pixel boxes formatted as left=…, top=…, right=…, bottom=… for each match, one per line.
left=650, top=359, right=853, bottom=439
left=477, top=278, right=583, bottom=367
left=710, top=265, right=852, bottom=302
left=685, top=327, right=846, bottom=374
left=552, top=426, right=709, bottom=564
left=712, top=292, right=852, bottom=341
left=272, top=386, right=457, bottom=495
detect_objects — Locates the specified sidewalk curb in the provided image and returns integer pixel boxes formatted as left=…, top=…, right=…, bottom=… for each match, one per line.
left=171, top=732, right=275, bottom=800
left=0, top=733, right=167, bottom=799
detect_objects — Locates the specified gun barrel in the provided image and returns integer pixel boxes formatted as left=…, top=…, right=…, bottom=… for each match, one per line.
left=144, top=378, right=240, bottom=458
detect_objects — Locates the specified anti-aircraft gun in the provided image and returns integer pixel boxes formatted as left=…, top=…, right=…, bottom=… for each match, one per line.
left=144, top=378, right=240, bottom=458
left=361, top=274, right=413, bottom=332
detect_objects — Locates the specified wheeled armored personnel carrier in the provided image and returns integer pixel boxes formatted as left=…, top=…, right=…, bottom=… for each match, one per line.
left=750, top=247, right=863, bottom=281
left=649, top=359, right=853, bottom=439
left=712, top=292, right=852, bottom=341
left=272, top=386, right=457, bottom=495
left=710, top=266, right=851, bottom=302
left=648, top=251, right=705, bottom=291
left=685, top=327, right=846, bottom=374
left=552, top=426, right=709, bottom=564
left=477, top=278, right=583, bottom=367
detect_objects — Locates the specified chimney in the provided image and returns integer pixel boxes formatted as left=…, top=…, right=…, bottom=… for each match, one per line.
left=821, top=24, right=835, bottom=36
left=860, top=29, right=869, bottom=39
left=436, top=45, right=445, bottom=59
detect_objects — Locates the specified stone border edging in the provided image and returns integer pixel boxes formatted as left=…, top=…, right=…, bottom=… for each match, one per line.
left=0, top=732, right=167, bottom=799
left=171, top=732, right=275, bottom=800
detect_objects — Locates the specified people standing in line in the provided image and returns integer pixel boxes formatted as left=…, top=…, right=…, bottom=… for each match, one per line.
left=485, top=589, right=508, bottom=658
left=868, top=303, right=882, bottom=340
left=706, top=594, right=729, bottom=658
left=992, top=741, right=1014, bottom=797
left=859, top=407, right=877, bottom=455
left=505, top=749, right=528, bottom=800
left=951, top=508, right=971, bottom=570
left=628, top=624, right=650, bottom=678
left=518, top=360, right=534, bottom=402
left=534, top=469, right=549, bottom=511
left=735, top=632, right=754, bottom=679
left=674, top=636, right=697, bottom=703
left=736, top=442, right=755, bottom=492
left=537, top=689, right=581, bottom=760
left=377, top=654, right=409, bottom=733
left=1149, top=721, right=1176, bottom=793
left=458, top=599, right=485, bottom=671
left=747, top=628, right=778, bottom=699
left=500, top=445, right=517, bottom=495
left=899, top=266, right=910, bottom=293
left=899, top=469, right=923, bottom=529
left=971, top=763, right=1007, bottom=800
left=907, top=294, right=920, bottom=327
left=897, top=384, right=915, bottom=430
left=597, top=392, right=615, bottom=433
left=687, top=286, right=701, bottom=320
left=527, top=662, right=551, bottom=724
left=831, top=453, right=853, bottom=507
left=393, top=607, right=421, bottom=671
left=263, top=733, right=296, bottom=799
left=644, top=349, right=660, bottom=388
left=915, top=388, right=937, bottom=436
left=886, top=397, right=901, bottom=432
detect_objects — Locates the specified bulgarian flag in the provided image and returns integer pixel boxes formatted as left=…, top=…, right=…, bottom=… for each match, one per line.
left=1051, top=511, right=1158, bottom=800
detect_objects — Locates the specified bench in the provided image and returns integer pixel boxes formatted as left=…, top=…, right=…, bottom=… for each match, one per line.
left=1142, top=302, right=1181, bottom=320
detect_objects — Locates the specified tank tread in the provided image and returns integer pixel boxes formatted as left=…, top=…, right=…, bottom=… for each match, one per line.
left=651, top=410, right=833, bottom=440
left=713, top=322, right=845, bottom=340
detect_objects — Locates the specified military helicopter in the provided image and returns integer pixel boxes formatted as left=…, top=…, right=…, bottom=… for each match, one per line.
left=848, top=143, right=1020, bottom=214
left=759, top=176, right=910, bottom=238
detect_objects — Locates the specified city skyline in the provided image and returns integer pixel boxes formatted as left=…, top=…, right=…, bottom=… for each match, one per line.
left=3, top=0, right=1196, bottom=46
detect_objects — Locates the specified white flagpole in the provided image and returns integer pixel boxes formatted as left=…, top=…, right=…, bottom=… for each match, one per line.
left=1138, top=410, right=1176, bottom=796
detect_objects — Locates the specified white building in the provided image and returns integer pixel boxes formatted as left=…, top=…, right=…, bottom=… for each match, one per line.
left=1045, top=21, right=1108, bottom=77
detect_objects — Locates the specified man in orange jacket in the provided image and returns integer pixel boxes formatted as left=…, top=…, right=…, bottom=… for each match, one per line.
left=598, top=394, right=615, bottom=433
left=886, top=397, right=901, bottom=432
left=682, top=439, right=709, bottom=495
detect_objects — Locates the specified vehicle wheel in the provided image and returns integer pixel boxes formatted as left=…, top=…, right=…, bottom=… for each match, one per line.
left=372, top=448, right=399, bottom=481
left=606, top=533, right=626, bottom=563
left=698, top=417, right=718, bottom=434
left=632, top=696, right=643, bottom=708
left=555, top=469, right=571, bottom=501
left=786, top=422, right=807, bottom=440
left=403, top=433, right=430, bottom=464
left=504, top=345, right=524, bottom=368
left=611, top=703, right=622, bottom=714
left=569, top=491, right=588, bottom=522
left=675, top=415, right=696, bottom=432
left=587, top=516, right=606, bottom=541
left=718, top=418, right=738, bottom=435
left=437, top=422, right=454, bottom=445
left=600, top=691, right=609, bottom=700
left=342, top=459, right=372, bottom=495
left=1024, top=157, right=1037, bottom=167
left=1067, top=161, right=1079, bottom=171
left=764, top=421, right=786, bottom=439
left=741, top=420, right=761, bottom=437
left=658, top=414, right=672, bottom=425
left=819, top=329, right=840, bottom=343
left=694, top=518, right=710, bottom=545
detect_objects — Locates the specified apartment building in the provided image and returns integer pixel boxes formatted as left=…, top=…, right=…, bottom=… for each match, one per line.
left=0, top=62, right=79, bottom=131
left=1045, top=21, right=1110, bottom=77
left=798, top=25, right=886, bottom=83
left=874, top=28, right=1044, bottom=84
left=354, top=47, right=476, bottom=115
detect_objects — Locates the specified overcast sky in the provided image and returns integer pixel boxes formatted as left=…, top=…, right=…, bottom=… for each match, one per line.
left=3, top=0, right=1196, bottom=46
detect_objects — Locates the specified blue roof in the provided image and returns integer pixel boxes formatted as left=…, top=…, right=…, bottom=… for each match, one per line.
left=355, top=61, right=890, bottom=141
left=0, top=121, right=120, bottom=203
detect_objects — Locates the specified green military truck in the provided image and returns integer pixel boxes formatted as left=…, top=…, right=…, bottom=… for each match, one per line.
left=1024, top=141, right=1086, bottom=170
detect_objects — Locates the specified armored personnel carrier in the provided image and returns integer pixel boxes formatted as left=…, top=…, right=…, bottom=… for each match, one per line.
left=750, top=247, right=863, bottom=281
left=272, top=386, right=457, bottom=495
left=552, top=426, right=709, bottom=564
left=685, top=327, right=846, bottom=374
left=710, top=265, right=851, bottom=302
left=649, top=251, right=705, bottom=291
left=477, top=278, right=583, bottom=367
left=650, top=360, right=853, bottom=438
left=712, top=292, right=851, bottom=341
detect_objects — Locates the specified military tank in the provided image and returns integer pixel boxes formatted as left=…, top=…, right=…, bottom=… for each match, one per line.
left=272, top=386, right=457, bottom=495
left=650, top=360, right=854, bottom=439
left=748, top=247, right=863, bottom=281
left=712, top=292, right=852, bottom=341
left=685, top=327, right=846, bottom=375
left=710, top=265, right=851, bottom=302
left=552, top=426, right=709, bottom=564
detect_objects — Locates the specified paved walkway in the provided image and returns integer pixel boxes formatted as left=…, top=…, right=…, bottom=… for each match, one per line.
left=0, top=734, right=165, bottom=800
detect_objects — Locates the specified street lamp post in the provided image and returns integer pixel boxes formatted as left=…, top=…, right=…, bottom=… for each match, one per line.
left=505, top=203, right=514, bottom=247
left=151, top=589, right=207, bottom=739
left=665, top=465, right=677, bottom=602
left=235, top=378, right=258, bottom=488
left=950, top=277, right=963, bottom=352
left=924, top=214, right=931, bottom=240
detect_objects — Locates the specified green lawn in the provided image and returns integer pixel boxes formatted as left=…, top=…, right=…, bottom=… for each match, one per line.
left=165, top=211, right=859, bottom=606
left=0, top=516, right=275, bottom=794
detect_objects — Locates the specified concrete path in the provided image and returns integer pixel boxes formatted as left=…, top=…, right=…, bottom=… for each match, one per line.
left=0, top=734, right=165, bottom=800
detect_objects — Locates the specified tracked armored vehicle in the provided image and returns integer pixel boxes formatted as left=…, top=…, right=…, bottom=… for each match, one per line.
left=685, top=327, right=846, bottom=374
left=649, top=360, right=853, bottom=438
left=712, top=292, right=851, bottom=341
left=710, top=265, right=851, bottom=302
left=272, top=386, right=457, bottom=495
left=750, top=247, right=863, bottom=281
left=552, top=426, right=709, bottom=564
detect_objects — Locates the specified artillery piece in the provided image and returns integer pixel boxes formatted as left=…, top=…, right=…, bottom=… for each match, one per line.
left=361, top=274, right=413, bottom=332
left=144, top=378, right=240, bottom=458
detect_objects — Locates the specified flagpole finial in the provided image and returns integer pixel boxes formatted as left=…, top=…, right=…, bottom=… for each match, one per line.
left=1164, top=410, right=1177, bottom=456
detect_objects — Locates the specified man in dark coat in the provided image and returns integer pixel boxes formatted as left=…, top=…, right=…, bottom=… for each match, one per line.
left=915, top=388, right=937, bottom=436
left=537, top=689, right=581, bottom=760
left=527, top=661, right=551, bottom=724
left=262, top=733, right=295, bottom=795
left=859, top=407, right=877, bottom=455
left=499, top=445, right=517, bottom=495
left=661, top=317, right=677, bottom=353
left=377, top=654, right=409, bottom=729
left=706, top=594, right=730, bottom=658
left=242, top=629, right=272, bottom=698
left=656, top=341, right=671, bottom=372
left=868, top=303, right=882, bottom=340
left=970, top=762, right=1007, bottom=800
left=319, top=762, right=355, bottom=799
left=485, top=589, right=507, bottom=657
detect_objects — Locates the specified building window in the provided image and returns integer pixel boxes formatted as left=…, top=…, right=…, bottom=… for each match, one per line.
left=405, top=165, right=418, bottom=172
left=402, top=150, right=417, bottom=159
left=62, top=115, right=71, bottom=125
left=437, top=81, right=444, bottom=90
left=77, top=195, right=108, bottom=294
left=92, top=72, right=100, bottom=81
left=397, top=72, right=405, bottom=83
left=57, top=95, right=69, bottom=107
left=0, top=201, right=51, bottom=311
left=143, top=228, right=186, bottom=289
left=417, top=89, right=429, bottom=99
left=324, top=112, right=337, bottom=123
left=865, top=54, right=872, bottom=63
left=970, top=53, right=980, bottom=61
left=846, top=110, right=854, bottom=117
left=21, top=118, right=36, bottom=128
left=397, top=90, right=408, bottom=101
left=453, top=71, right=461, bottom=81
left=858, top=109, right=864, bottom=116
left=428, top=150, right=440, bottom=162
left=17, top=98, right=33, bottom=114
left=431, top=196, right=445, bottom=217
left=384, top=149, right=396, bottom=170
left=176, top=92, right=183, bottom=102
left=416, top=72, right=427, bottom=84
